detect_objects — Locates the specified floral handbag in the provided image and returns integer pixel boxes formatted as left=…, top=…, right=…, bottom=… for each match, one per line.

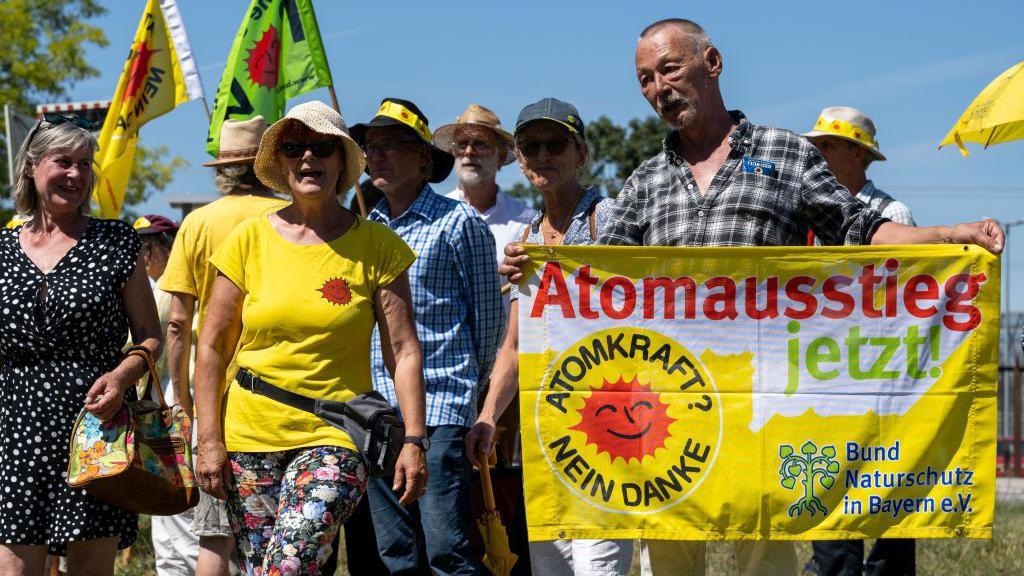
left=66, top=346, right=199, bottom=516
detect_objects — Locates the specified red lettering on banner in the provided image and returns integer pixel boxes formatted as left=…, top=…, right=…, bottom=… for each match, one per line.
left=523, top=259, right=985, bottom=332
left=858, top=264, right=884, bottom=319
left=643, top=277, right=697, bottom=319
left=884, top=259, right=900, bottom=317
left=601, top=277, right=637, bottom=320
left=531, top=262, right=575, bottom=318
left=703, top=277, right=737, bottom=320
left=745, top=276, right=779, bottom=320
left=944, top=272, right=987, bottom=332
left=904, top=275, right=939, bottom=318
left=784, top=276, right=818, bottom=319
left=576, top=266, right=600, bottom=319
left=822, top=276, right=855, bottom=319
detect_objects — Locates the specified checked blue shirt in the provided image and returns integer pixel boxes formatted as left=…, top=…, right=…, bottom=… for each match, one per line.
left=369, top=185, right=506, bottom=427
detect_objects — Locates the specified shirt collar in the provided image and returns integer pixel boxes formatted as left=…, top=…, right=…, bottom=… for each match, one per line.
left=663, top=110, right=751, bottom=163
left=369, top=183, right=437, bottom=224
left=454, top=185, right=505, bottom=217
left=856, top=180, right=878, bottom=202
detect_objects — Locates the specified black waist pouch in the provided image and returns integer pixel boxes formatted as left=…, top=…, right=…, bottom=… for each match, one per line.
left=235, top=369, right=405, bottom=477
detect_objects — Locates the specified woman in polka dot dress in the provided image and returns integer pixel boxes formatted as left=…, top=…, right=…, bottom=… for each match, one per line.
left=0, top=116, right=162, bottom=574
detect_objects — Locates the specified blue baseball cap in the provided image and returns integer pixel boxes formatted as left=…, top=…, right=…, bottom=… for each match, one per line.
left=514, top=98, right=586, bottom=140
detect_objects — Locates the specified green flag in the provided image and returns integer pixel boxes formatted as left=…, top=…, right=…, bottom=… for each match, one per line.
left=206, top=0, right=333, bottom=156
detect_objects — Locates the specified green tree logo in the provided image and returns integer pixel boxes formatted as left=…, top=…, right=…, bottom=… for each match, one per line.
left=779, top=441, right=840, bottom=517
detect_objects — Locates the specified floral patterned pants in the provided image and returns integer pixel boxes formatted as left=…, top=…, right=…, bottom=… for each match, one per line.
left=226, top=446, right=367, bottom=576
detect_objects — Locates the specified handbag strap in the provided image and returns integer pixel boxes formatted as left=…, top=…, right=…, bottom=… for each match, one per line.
left=235, top=368, right=318, bottom=415
left=125, top=345, right=166, bottom=407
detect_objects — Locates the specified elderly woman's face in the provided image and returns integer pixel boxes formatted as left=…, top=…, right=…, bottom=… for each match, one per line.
left=516, top=121, right=584, bottom=193
left=32, top=146, right=92, bottom=216
left=279, top=123, right=344, bottom=199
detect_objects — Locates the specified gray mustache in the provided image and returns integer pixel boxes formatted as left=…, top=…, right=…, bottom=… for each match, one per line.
left=658, top=94, right=685, bottom=109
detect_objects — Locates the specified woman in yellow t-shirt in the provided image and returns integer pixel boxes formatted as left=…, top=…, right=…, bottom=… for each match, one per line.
left=192, top=101, right=428, bottom=575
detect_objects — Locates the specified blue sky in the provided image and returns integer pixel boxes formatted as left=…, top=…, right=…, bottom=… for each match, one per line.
left=67, top=0, right=1024, bottom=310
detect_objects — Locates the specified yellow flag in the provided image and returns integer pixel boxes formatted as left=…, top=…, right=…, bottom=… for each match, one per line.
left=93, top=0, right=204, bottom=218
left=519, top=245, right=998, bottom=541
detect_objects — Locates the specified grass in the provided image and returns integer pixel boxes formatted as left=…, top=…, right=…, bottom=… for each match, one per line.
left=117, top=503, right=1024, bottom=576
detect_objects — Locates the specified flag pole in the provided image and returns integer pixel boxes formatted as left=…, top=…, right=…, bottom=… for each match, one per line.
left=328, top=85, right=366, bottom=217
left=201, top=97, right=212, bottom=122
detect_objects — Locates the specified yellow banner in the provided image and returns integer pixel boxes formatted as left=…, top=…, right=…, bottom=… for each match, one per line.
left=519, top=245, right=998, bottom=541
left=93, top=0, right=198, bottom=218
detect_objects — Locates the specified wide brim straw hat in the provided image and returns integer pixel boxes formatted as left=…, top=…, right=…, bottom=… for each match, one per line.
left=432, top=104, right=516, bottom=166
left=202, top=116, right=268, bottom=167
left=255, top=101, right=366, bottom=196
left=803, top=106, right=886, bottom=162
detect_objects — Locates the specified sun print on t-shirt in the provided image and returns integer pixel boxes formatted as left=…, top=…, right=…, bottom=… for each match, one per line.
left=318, top=277, right=352, bottom=306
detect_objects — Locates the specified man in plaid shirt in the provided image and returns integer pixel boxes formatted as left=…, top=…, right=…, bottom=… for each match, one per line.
left=354, top=98, right=505, bottom=576
left=504, top=17, right=1003, bottom=576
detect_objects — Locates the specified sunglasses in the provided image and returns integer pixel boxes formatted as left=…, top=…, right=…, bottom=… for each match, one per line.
left=517, top=138, right=571, bottom=158
left=280, top=140, right=340, bottom=159
left=364, top=139, right=421, bottom=158
left=24, top=112, right=97, bottom=150
left=453, top=139, right=495, bottom=154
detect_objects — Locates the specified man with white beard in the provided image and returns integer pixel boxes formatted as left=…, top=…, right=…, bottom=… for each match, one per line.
left=434, top=104, right=536, bottom=274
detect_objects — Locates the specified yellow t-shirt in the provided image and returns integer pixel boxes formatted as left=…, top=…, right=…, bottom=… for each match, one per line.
left=209, top=215, right=415, bottom=452
left=159, top=194, right=288, bottom=333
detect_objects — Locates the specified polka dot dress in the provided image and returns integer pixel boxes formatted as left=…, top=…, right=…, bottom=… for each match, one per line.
left=0, top=218, right=140, bottom=554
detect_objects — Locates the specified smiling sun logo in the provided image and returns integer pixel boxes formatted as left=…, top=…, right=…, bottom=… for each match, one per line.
left=570, top=376, right=674, bottom=464
left=535, top=327, right=722, bottom=514
left=318, top=278, right=352, bottom=306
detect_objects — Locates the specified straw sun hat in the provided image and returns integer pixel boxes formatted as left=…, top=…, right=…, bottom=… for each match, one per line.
left=202, top=116, right=268, bottom=167
left=255, top=101, right=366, bottom=196
left=432, top=104, right=516, bottom=166
left=803, top=106, right=886, bottom=161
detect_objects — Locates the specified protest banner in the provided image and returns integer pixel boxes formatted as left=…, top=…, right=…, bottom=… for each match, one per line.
left=206, top=0, right=333, bottom=157
left=93, top=0, right=204, bottom=218
left=519, top=245, right=998, bottom=540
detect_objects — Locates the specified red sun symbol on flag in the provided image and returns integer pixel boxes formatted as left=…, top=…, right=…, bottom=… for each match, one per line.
left=124, top=41, right=160, bottom=101
left=246, top=26, right=280, bottom=89
left=570, top=376, right=675, bottom=464
left=318, top=278, right=352, bottom=306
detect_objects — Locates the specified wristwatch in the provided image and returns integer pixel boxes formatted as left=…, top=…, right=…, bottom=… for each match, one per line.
left=404, top=435, right=431, bottom=452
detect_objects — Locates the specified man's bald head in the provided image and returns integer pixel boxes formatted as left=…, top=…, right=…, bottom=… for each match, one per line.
left=635, top=18, right=725, bottom=132
left=639, top=18, right=712, bottom=57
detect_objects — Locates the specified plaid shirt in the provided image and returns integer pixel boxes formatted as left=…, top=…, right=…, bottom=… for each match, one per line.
left=857, top=180, right=915, bottom=226
left=598, top=111, right=888, bottom=247
left=369, top=185, right=505, bottom=427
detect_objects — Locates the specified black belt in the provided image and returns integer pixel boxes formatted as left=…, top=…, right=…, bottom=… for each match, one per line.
left=235, top=368, right=318, bottom=414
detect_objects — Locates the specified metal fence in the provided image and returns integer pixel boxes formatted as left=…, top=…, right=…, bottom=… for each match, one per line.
left=998, top=313, right=1024, bottom=476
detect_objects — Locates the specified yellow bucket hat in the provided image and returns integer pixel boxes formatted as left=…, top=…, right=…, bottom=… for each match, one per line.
left=803, top=106, right=886, bottom=161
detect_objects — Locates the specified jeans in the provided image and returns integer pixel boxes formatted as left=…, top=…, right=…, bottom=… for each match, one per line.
left=812, top=539, right=916, bottom=576
left=367, top=425, right=482, bottom=576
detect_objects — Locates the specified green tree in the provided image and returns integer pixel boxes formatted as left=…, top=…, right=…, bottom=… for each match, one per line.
left=506, top=181, right=542, bottom=210
left=0, top=0, right=185, bottom=221
left=122, top=145, right=189, bottom=220
left=583, top=115, right=666, bottom=198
